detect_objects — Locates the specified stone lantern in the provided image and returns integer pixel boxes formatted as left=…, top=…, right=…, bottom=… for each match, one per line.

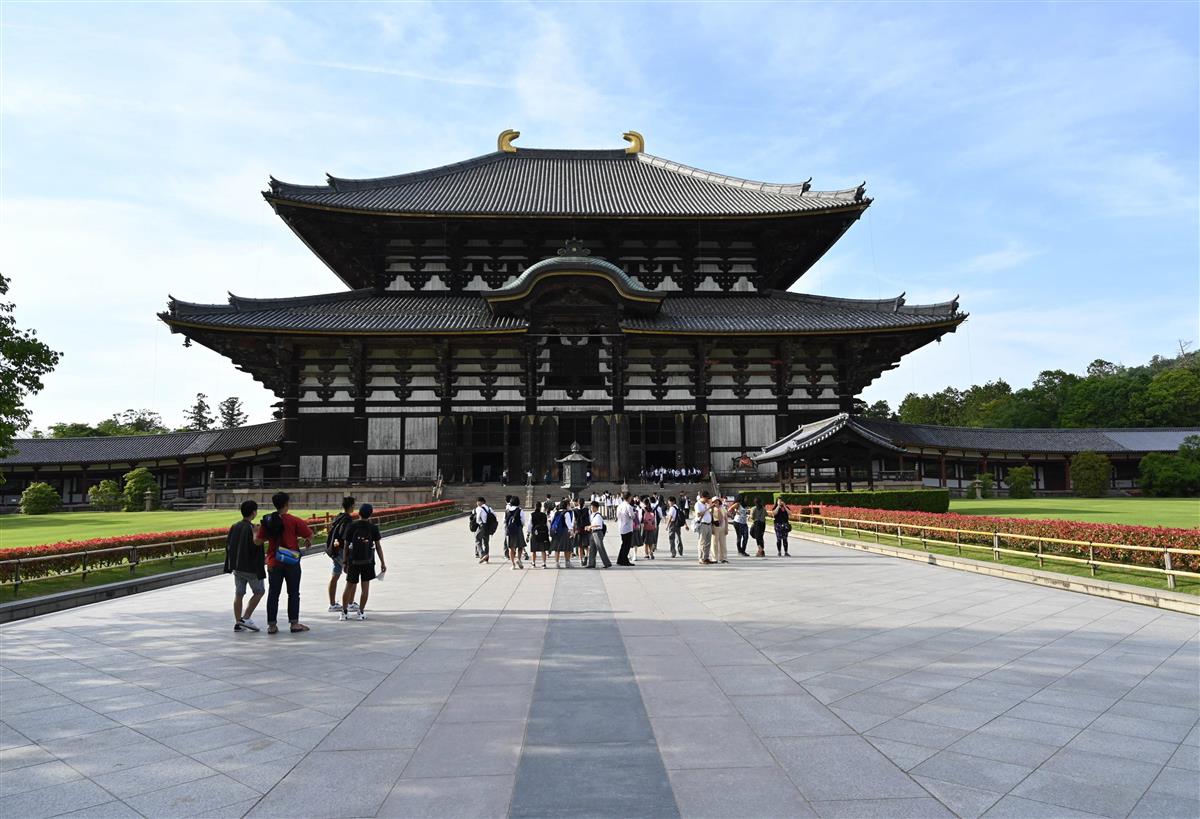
left=556, top=442, right=592, bottom=499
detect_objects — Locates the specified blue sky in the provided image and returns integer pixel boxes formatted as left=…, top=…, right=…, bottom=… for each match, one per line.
left=2, top=1, right=1197, bottom=431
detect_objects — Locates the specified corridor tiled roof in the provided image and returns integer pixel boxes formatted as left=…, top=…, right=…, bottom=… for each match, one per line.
left=756, top=413, right=906, bottom=464
left=265, top=149, right=868, bottom=218
left=858, top=419, right=1200, bottom=454
left=162, top=290, right=963, bottom=335
left=0, top=421, right=284, bottom=466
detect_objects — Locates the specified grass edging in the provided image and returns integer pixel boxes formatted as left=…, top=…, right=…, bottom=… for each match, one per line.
left=0, top=511, right=467, bottom=625
left=800, top=529, right=1200, bottom=616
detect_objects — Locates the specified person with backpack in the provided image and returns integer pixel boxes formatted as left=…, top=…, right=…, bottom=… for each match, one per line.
left=339, top=503, right=387, bottom=621
left=572, top=498, right=589, bottom=564
left=750, top=497, right=768, bottom=557
left=471, top=497, right=497, bottom=563
left=504, top=496, right=526, bottom=570
left=550, top=500, right=573, bottom=568
left=664, top=496, right=686, bottom=558
left=640, top=498, right=659, bottom=560
left=224, top=499, right=264, bottom=633
left=528, top=501, right=551, bottom=568
left=325, top=496, right=359, bottom=614
left=584, top=500, right=612, bottom=569
left=774, top=500, right=792, bottom=557
left=255, top=491, right=313, bottom=634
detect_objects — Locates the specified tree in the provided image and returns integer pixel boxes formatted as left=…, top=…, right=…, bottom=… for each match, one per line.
left=1006, top=465, right=1035, bottom=499
left=1136, top=368, right=1200, bottom=427
left=122, top=467, right=160, bottom=512
left=182, top=393, right=214, bottom=431
left=1070, top=451, right=1111, bottom=498
left=20, top=482, right=61, bottom=515
left=898, top=388, right=964, bottom=426
left=0, top=273, right=62, bottom=460
left=98, top=409, right=168, bottom=436
left=87, top=479, right=123, bottom=511
left=50, top=421, right=103, bottom=438
left=217, top=396, right=247, bottom=429
left=863, top=400, right=894, bottom=420
left=1138, top=452, right=1200, bottom=497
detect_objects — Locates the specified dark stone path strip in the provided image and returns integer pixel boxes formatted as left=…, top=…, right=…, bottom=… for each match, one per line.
left=509, top=570, right=680, bottom=818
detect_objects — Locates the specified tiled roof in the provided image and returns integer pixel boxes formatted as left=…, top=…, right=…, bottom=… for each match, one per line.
left=1, top=421, right=284, bottom=466
left=163, top=290, right=962, bottom=335
left=756, top=413, right=906, bottom=463
left=266, top=149, right=868, bottom=218
left=858, top=419, right=1200, bottom=455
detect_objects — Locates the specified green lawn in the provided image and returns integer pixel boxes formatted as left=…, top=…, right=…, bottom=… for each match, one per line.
left=0, top=509, right=331, bottom=550
left=795, top=520, right=1200, bottom=596
left=950, top=497, right=1199, bottom=529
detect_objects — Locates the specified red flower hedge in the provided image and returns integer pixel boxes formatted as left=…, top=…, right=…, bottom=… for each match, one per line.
left=1, top=500, right=457, bottom=584
left=809, top=505, right=1200, bottom=573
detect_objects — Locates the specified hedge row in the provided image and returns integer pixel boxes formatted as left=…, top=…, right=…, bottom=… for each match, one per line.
left=734, top=489, right=950, bottom=513
left=812, top=505, right=1200, bottom=574
left=1, top=501, right=457, bottom=584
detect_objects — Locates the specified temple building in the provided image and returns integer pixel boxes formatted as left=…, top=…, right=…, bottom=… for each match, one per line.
left=157, top=131, right=964, bottom=484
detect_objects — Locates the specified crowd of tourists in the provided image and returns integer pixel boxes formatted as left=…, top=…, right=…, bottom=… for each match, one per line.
left=222, top=487, right=797, bottom=634
left=223, top=492, right=385, bottom=634
left=470, top=490, right=795, bottom=569
left=637, top=466, right=705, bottom=486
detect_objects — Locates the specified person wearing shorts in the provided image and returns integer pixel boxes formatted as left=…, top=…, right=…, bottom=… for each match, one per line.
left=340, top=504, right=386, bottom=621
left=326, top=496, right=359, bottom=614
left=224, top=499, right=265, bottom=632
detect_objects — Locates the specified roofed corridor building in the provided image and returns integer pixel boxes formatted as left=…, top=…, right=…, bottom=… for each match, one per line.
left=156, top=131, right=964, bottom=486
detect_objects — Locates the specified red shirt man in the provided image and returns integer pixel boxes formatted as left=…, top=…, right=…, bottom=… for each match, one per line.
left=257, top=511, right=313, bottom=569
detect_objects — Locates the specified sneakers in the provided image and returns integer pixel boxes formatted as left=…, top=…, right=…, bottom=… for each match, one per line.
left=357, top=611, right=368, bottom=621
left=234, top=622, right=244, bottom=632
left=339, top=610, right=350, bottom=621
left=348, top=602, right=360, bottom=611
left=240, top=618, right=260, bottom=632
left=328, top=604, right=342, bottom=612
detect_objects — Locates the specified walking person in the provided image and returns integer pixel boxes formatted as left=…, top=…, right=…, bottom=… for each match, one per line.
left=472, top=497, right=496, bottom=563
left=584, top=500, right=613, bottom=568
left=529, top=501, right=551, bottom=568
left=224, top=499, right=264, bottom=632
left=730, top=497, right=749, bottom=556
left=325, top=496, right=357, bottom=613
left=256, top=492, right=312, bottom=634
left=712, top=496, right=729, bottom=564
left=339, top=504, right=387, bottom=621
left=641, top=498, right=659, bottom=559
left=615, top=492, right=636, bottom=566
left=750, top=497, right=768, bottom=557
left=504, top=496, right=526, bottom=570
left=774, top=500, right=792, bottom=557
left=694, top=491, right=714, bottom=564
left=573, top=499, right=589, bottom=564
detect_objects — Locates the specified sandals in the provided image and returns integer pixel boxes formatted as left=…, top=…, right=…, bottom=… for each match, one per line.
left=267, top=624, right=278, bottom=634
left=290, top=623, right=310, bottom=633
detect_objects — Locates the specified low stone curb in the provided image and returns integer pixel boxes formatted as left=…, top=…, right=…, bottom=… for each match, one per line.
left=0, top=511, right=468, bottom=625
left=799, top=530, right=1200, bottom=616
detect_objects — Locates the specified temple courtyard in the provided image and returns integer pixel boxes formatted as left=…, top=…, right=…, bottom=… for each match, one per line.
left=1, top=518, right=1197, bottom=819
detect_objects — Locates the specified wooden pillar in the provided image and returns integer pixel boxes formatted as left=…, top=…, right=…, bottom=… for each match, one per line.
left=867, top=460, right=875, bottom=490
left=938, top=451, right=947, bottom=488
left=1065, top=454, right=1073, bottom=491
left=846, top=464, right=854, bottom=492
left=176, top=461, right=186, bottom=495
left=805, top=462, right=813, bottom=493
left=79, top=465, right=91, bottom=500
left=674, top=413, right=686, bottom=468
left=694, top=340, right=709, bottom=414
left=350, top=341, right=368, bottom=482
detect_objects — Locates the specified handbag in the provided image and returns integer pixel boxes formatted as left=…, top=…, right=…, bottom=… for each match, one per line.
left=275, top=546, right=301, bottom=566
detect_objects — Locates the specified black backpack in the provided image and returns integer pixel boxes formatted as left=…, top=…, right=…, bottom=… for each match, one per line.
left=484, top=507, right=499, bottom=535
left=325, top=513, right=351, bottom=559
left=261, top=511, right=285, bottom=538
left=346, top=521, right=375, bottom=566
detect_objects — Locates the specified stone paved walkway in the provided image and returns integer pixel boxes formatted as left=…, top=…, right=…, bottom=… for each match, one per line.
left=1, top=519, right=1197, bottom=818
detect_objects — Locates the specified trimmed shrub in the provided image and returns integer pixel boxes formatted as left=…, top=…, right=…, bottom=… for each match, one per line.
left=1139, top=452, right=1200, bottom=497
left=775, top=489, right=950, bottom=513
left=20, top=482, right=61, bottom=515
left=0, top=500, right=457, bottom=583
left=1071, top=451, right=1112, bottom=498
left=813, top=505, right=1200, bottom=573
left=87, top=480, right=123, bottom=512
left=122, top=467, right=160, bottom=512
left=977, top=474, right=995, bottom=499
left=736, top=490, right=776, bottom=506
left=1006, top=466, right=1035, bottom=499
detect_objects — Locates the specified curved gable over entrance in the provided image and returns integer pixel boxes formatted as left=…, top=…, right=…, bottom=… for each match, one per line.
left=484, top=253, right=663, bottom=320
